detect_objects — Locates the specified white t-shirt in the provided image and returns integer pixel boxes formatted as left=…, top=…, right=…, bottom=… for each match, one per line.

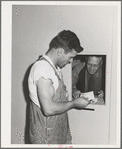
left=28, top=55, right=62, bottom=108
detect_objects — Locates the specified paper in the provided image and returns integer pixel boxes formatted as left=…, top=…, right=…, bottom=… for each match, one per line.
left=80, top=91, right=98, bottom=103
left=80, top=91, right=94, bottom=100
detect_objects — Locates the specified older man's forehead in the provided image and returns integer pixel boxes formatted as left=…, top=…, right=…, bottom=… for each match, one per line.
left=87, top=56, right=102, bottom=64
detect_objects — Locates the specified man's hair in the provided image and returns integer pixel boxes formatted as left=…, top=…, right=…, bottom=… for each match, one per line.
left=85, top=55, right=104, bottom=66
left=47, top=30, right=83, bottom=54
left=86, top=55, right=103, bottom=61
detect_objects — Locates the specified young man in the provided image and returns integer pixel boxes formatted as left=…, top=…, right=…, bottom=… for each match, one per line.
left=28, top=30, right=90, bottom=144
left=72, top=55, right=105, bottom=100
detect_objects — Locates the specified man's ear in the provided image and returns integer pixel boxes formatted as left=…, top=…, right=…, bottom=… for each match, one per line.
left=57, top=48, right=64, bottom=56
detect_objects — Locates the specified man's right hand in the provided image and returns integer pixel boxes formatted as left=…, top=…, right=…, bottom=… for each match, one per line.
left=73, top=97, right=90, bottom=109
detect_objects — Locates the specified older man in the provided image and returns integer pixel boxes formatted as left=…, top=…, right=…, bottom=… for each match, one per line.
left=72, top=55, right=105, bottom=100
left=28, top=30, right=91, bottom=144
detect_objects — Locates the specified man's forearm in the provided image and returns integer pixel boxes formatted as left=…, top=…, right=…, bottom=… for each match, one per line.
left=42, top=100, right=75, bottom=117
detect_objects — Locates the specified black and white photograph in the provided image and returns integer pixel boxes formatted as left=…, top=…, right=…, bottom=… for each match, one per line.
left=72, top=54, right=106, bottom=105
left=1, top=1, right=121, bottom=148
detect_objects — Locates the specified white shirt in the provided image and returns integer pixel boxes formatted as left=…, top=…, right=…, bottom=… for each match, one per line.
left=28, top=55, right=61, bottom=108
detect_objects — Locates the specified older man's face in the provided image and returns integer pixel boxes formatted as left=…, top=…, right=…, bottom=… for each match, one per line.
left=86, top=56, right=102, bottom=75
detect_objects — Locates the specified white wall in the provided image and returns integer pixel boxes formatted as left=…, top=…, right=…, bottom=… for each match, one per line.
left=10, top=4, right=119, bottom=145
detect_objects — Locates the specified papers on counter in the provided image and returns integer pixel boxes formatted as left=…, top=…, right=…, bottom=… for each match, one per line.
left=80, top=91, right=98, bottom=103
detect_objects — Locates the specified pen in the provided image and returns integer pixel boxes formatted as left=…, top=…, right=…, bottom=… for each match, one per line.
left=82, top=108, right=95, bottom=111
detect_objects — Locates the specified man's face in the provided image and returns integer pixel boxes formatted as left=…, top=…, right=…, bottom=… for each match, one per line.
left=86, top=56, right=102, bottom=75
left=58, top=49, right=77, bottom=68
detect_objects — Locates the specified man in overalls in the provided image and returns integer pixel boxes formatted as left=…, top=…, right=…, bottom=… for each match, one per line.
left=28, top=30, right=90, bottom=144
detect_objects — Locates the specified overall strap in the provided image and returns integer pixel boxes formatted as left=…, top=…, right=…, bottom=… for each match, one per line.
left=39, top=56, right=61, bottom=81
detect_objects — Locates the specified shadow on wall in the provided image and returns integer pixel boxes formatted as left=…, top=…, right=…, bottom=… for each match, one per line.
left=22, top=63, right=33, bottom=144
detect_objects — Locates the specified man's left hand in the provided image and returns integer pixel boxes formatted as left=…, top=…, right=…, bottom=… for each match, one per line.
left=98, top=90, right=104, bottom=98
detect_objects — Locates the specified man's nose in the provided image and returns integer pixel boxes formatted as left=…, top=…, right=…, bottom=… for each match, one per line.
left=91, top=65, right=94, bottom=69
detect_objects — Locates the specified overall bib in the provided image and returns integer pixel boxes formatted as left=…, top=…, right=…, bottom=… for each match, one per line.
left=29, top=57, right=72, bottom=144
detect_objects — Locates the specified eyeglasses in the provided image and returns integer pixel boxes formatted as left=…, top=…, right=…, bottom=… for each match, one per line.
left=87, top=62, right=102, bottom=69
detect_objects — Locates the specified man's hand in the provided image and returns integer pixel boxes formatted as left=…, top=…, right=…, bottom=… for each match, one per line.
left=98, top=90, right=104, bottom=98
left=72, top=90, right=81, bottom=99
left=73, top=97, right=90, bottom=109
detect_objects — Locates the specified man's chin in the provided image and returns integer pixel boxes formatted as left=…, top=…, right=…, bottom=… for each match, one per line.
left=59, top=63, right=68, bottom=69
left=88, top=71, right=95, bottom=75
left=59, top=65, right=64, bottom=69
left=61, top=64, right=66, bottom=68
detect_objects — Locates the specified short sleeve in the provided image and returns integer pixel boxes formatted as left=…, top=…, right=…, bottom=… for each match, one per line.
left=33, top=62, right=53, bottom=85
